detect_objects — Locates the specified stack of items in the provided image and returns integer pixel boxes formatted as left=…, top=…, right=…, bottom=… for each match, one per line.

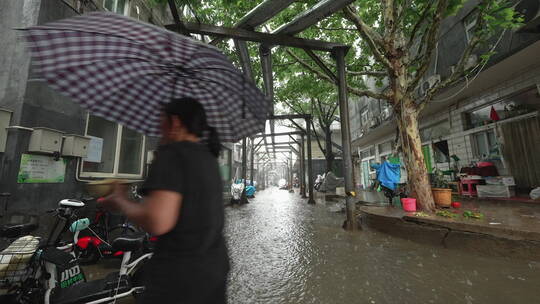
left=477, top=176, right=516, bottom=198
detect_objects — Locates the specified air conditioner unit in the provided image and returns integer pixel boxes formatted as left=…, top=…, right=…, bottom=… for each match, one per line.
left=420, top=74, right=441, bottom=95
left=516, top=0, right=540, bottom=33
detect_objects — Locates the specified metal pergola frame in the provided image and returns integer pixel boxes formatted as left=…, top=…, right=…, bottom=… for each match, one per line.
left=166, top=0, right=358, bottom=229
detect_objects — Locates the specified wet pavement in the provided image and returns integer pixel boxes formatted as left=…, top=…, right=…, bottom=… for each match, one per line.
left=86, top=187, right=540, bottom=304
left=356, top=189, right=540, bottom=237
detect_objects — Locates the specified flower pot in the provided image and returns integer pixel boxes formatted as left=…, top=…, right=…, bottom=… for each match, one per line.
left=432, top=188, right=452, bottom=207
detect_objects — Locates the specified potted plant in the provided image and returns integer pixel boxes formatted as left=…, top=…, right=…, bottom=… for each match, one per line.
left=431, top=168, right=452, bottom=208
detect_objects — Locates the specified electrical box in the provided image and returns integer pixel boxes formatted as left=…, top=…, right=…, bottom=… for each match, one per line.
left=0, top=108, right=12, bottom=153
left=62, top=134, right=91, bottom=157
left=28, top=127, right=64, bottom=154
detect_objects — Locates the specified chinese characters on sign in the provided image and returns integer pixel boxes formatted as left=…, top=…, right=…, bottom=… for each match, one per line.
left=17, top=154, right=67, bottom=183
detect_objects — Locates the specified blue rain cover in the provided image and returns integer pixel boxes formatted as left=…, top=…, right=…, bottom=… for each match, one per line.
left=245, top=185, right=256, bottom=196
left=371, top=161, right=401, bottom=190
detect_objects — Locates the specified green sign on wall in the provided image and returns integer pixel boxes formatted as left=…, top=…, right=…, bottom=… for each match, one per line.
left=17, top=154, right=67, bottom=183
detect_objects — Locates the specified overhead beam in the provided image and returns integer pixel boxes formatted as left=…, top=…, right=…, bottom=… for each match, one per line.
left=166, top=0, right=189, bottom=36
left=303, top=49, right=338, bottom=83
left=259, top=45, right=276, bottom=156
left=234, top=0, right=295, bottom=30
left=264, top=142, right=297, bottom=146
left=234, top=40, right=254, bottom=80
left=272, top=0, right=356, bottom=36
left=289, top=135, right=300, bottom=145
left=211, top=0, right=295, bottom=45
left=270, top=114, right=310, bottom=120
left=166, top=22, right=349, bottom=52
left=254, top=131, right=303, bottom=138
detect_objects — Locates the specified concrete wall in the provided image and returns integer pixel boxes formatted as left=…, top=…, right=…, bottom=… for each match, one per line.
left=0, top=0, right=42, bottom=123
left=0, top=0, right=171, bottom=229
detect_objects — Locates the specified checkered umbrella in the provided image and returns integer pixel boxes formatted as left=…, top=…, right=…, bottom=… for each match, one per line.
left=23, top=12, right=269, bottom=142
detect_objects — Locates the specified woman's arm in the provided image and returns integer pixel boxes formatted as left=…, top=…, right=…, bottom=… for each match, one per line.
left=103, top=186, right=182, bottom=236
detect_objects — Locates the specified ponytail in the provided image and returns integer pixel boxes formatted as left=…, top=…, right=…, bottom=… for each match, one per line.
left=207, top=126, right=221, bottom=158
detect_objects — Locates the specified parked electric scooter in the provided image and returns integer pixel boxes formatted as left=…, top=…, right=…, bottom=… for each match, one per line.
left=230, top=181, right=245, bottom=205
left=0, top=199, right=153, bottom=304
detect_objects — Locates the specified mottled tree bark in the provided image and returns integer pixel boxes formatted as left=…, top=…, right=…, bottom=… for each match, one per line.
left=395, top=99, right=436, bottom=211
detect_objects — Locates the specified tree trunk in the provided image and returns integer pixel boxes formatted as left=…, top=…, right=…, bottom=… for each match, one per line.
left=396, top=102, right=436, bottom=211
left=324, top=127, right=335, bottom=172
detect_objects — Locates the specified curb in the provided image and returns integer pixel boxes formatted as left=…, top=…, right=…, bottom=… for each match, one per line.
left=359, top=206, right=540, bottom=260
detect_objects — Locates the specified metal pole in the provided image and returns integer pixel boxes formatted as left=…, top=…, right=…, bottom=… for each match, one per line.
left=306, top=116, right=315, bottom=204
left=335, top=47, right=357, bottom=230
left=289, top=152, right=294, bottom=193
left=300, top=134, right=307, bottom=198
left=250, top=138, right=255, bottom=186
left=240, top=138, right=248, bottom=204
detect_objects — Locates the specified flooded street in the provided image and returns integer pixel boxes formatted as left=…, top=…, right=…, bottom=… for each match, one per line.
left=225, top=188, right=539, bottom=304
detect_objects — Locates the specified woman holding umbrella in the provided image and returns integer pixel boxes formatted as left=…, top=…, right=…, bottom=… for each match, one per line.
left=24, top=12, right=270, bottom=303
left=102, top=98, right=230, bottom=303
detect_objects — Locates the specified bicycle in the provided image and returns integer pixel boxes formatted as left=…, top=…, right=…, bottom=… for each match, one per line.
left=0, top=198, right=153, bottom=304
left=75, top=197, right=138, bottom=265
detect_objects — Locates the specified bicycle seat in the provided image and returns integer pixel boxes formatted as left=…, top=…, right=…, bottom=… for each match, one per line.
left=0, top=223, right=38, bottom=238
left=58, top=199, right=85, bottom=208
left=112, top=233, right=146, bottom=252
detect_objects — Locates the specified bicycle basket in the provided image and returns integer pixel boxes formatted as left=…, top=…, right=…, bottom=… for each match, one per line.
left=0, top=235, right=40, bottom=286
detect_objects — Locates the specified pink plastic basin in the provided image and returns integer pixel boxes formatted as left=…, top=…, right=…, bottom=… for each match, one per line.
left=401, top=198, right=417, bottom=212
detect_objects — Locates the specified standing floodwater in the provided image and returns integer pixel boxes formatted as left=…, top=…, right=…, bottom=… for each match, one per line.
left=225, top=188, right=539, bottom=304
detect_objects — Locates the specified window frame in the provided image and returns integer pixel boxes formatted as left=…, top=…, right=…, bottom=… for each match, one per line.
left=463, top=10, right=478, bottom=43
left=471, top=129, right=500, bottom=160
left=360, top=107, right=369, bottom=127
left=79, top=113, right=146, bottom=179
left=102, top=0, right=130, bottom=15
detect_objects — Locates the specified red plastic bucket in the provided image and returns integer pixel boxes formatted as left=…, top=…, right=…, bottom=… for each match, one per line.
left=401, top=198, right=417, bottom=212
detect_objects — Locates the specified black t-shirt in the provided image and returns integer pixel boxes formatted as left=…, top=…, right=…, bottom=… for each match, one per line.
left=141, top=141, right=227, bottom=260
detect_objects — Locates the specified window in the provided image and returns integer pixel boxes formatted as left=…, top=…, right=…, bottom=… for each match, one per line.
left=473, top=129, right=500, bottom=160
left=360, top=146, right=375, bottom=160
left=466, top=88, right=540, bottom=129
left=433, top=140, right=450, bottom=163
left=380, top=101, right=393, bottom=121
left=81, top=115, right=145, bottom=178
left=360, top=107, right=369, bottom=127
left=103, top=0, right=129, bottom=15
left=378, top=141, right=393, bottom=155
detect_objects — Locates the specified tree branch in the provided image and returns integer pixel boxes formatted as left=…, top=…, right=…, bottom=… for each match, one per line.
left=342, top=5, right=392, bottom=69
left=285, top=49, right=391, bottom=101
left=287, top=119, right=306, bottom=133
left=417, top=8, right=486, bottom=109
left=396, top=0, right=412, bottom=25
left=408, top=0, right=449, bottom=93
left=347, top=70, right=387, bottom=77
left=311, top=119, right=326, bottom=155
left=407, top=1, right=435, bottom=50
left=280, top=98, right=306, bottom=116
left=314, top=26, right=357, bottom=31
left=382, top=0, right=397, bottom=39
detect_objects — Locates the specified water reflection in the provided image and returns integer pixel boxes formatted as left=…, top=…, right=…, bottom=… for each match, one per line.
left=225, top=188, right=539, bottom=304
